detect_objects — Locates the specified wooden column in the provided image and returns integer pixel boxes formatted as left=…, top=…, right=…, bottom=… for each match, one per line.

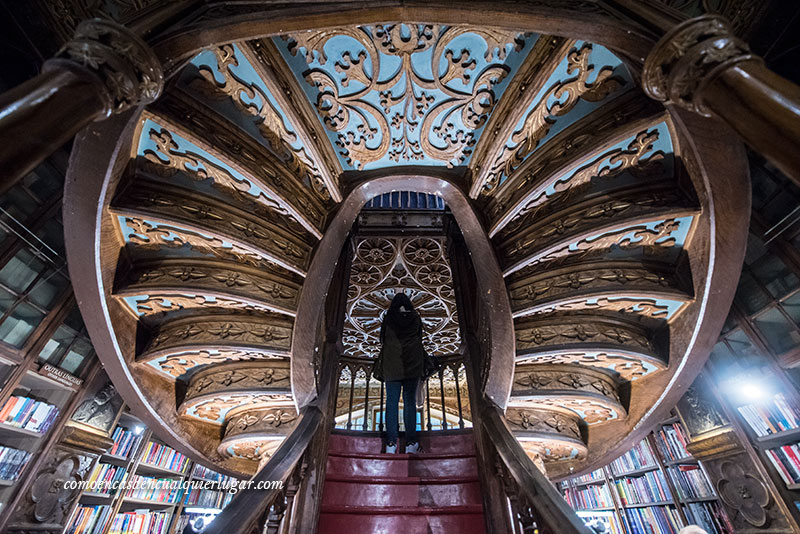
left=641, top=14, right=800, bottom=185
left=0, top=18, right=162, bottom=189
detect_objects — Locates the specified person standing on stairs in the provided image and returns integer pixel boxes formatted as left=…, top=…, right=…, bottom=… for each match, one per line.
left=374, top=292, right=425, bottom=454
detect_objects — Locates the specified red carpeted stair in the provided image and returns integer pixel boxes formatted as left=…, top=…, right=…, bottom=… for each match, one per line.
left=318, top=430, right=486, bottom=533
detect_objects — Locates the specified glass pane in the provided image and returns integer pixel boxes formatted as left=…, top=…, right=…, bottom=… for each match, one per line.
left=734, top=272, right=771, bottom=315
left=721, top=312, right=737, bottom=335
left=750, top=164, right=780, bottom=211
left=0, top=248, right=45, bottom=293
left=726, top=329, right=762, bottom=362
left=753, top=307, right=800, bottom=355
left=709, top=341, right=737, bottom=368
left=750, top=254, right=799, bottom=299
left=63, top=305, right=86, bottom=333
left=60, top=338, right=93, bottom=374
left=783, top=291, right=800, bottom=325
left=23, top=165, right=62, bottom=203
left=744, top=233, right=769, bottom=266
left=35, top=216, right=65, bottom=259
left=38, top=325, right=78, bottom=364
left=0, top=287, right=17, bottom=316
left=27, top=271, right=68, bottom=309
left=0, top=302, right=45, bottom=347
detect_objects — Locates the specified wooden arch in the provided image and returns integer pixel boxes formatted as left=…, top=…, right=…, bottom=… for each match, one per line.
left=292, top=169, right=515, bottom=408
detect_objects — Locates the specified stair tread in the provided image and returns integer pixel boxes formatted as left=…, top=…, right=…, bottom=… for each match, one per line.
left=325, top=474, right=480, bottom=484
left=321, top=504, right=484, bottom=515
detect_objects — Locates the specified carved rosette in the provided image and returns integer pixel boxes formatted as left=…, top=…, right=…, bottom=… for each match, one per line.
left=643, top=15, right=757, bottom=116
left=509, top=364, right=625, bottom=425
left=506, top=406, right=587, bottom=462
left=45, top=19, right=163, bottom=116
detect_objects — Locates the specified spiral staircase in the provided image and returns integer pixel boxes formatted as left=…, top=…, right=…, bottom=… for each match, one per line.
left=61, top=18, right=749, bottom=532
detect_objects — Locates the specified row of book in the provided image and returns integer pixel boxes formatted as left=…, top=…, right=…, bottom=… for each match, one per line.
left=139, top=441, right=189, bottom=473
left=685, top=501, right=734, bottom=534
left=610, top=440, right=657, bottom=475
left=0, top=445, right=32, bottom=481
left=765, top=442, right=800, bottom=485
left=123, top=475, right=182, bottom=504
left=653, top=423, right=691, bottom=462
left=573, top=468, right=605, bottom=484
left=564, top=483, right=616, bottom=510
left=67, top=505, right=112, bottom=534
left=737, top=393, right=800, bottom=437
left=183, top=487, right=234, bottom=509
left=613, top=471, right=672, bottom=506
left=623, top=506, right=682, bottom=534
left=0, top=395, right=58, bottom=434
left=109, top=510, right=171, bottom=534
left=192, top=463, right=237, bottom=485
left=109, top=427, right=141, bottom=459
left=86, top=463, right=127, bottom=495
left=666, top=464, right=715, bottom=499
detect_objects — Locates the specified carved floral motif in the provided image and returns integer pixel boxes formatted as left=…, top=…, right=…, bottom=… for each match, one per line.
left=717, top=461, right=770, bottom=527
left=286, top=24, right=527, bottom=168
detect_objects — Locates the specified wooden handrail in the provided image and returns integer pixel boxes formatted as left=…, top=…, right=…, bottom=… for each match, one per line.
left=479, top=400, right=592, bottom=534
left=202, top=404, right=323, bottom=534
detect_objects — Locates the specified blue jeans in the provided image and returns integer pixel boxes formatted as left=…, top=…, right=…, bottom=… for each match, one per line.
left=385, top=378, right=418, bottom=443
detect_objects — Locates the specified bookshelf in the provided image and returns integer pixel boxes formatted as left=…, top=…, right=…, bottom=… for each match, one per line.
left=65, top=408, right=239, bottom=534
left=0, top=367, right=76, bottom=514
left=559, top=416, right=733, bottom=534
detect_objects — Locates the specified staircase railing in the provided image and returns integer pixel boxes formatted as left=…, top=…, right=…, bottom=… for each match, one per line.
left=335, top=352, right=470, bottom=432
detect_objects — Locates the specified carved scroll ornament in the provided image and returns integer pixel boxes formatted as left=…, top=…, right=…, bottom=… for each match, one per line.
left=643, top=15, right=756, bottom=116
left=45, top=19, right=163, bottom=116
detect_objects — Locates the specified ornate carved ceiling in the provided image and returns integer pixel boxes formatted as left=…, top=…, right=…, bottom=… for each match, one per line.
left=64, top=15, right=745, bottom=479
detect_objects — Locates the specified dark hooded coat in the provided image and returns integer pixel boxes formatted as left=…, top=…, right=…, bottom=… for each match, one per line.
left=376, top=309, right=425, bottom=381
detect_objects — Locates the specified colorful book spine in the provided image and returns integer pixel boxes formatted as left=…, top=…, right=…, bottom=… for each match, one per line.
left=86, top=463, right=127, bottom=495
left=737, top=393, right=800, bottom=437
left=564, top=483, right=615, bottom=509
left=685, top=501, right=734, bottom=534
left=610, top=440, right=657, bottom=474
left=183, top=487, right=234, bottom=509
left=573, top=469, right=605, bottom=484
left=613, top=470, right=672, bottom=505
left=666, top=464, right=715, bottom=499
left=109, top=510, right=171, bottom=534
left=0, top=396, right=58, bottom=433
left=124, top=475, right=181, bottom=504
left=765, top=442, right=800, bottom=485
left=140, top=441, right=189, bottom=473
left=624, top=506, right=682, bottom=534
left=66, top=505, right=112, bottom=534
left=0, top=446, right=33, bottom=481
left=109, top=427, right=141, bottom=459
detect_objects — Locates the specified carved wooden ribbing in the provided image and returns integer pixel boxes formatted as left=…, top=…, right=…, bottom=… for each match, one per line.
left=111, top=176, right=312, bottom=275
left=509, top=364, right=626, bottom=424
left=180, top=392, right=295, bottom=423
left=495, top=183, right=699, bottom=276
left=149, top=349, right=287, bottom=378
left=115, top=257, right=302, bottom=317
left=505, top=406, right=588, bottom=461
left=223, top=406, right=298, bottom=439
left=144, top=95, right=327, bottom=237
left=184, top=360, right=292, bottom=403
left=139, top=313, right=293, bottom=362
left=485, top=91, right=667, bottom=234
left=243, top=39, right=343, bottom=201
left=507, top=260, right=691, bottom=318
left=468, top=35, right=574, bottom=198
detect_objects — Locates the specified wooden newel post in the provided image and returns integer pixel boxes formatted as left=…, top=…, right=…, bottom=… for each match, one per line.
left=642, top=15, right=800, bottom=185
left=0, top=18, right=163, bottom=186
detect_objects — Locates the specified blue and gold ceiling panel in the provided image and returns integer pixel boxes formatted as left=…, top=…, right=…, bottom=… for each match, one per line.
left=474, top=41, right=632, bottom=194
left=276, top=24, right=536, bottom=170
left=182, top=44, right=338, bottom=203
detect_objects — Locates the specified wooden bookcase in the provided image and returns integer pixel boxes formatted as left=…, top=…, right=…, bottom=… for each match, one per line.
left=559, top=415, right=733, bottom=534
left=0, top=366, right=79, bottom=515
left=64, top=407, right=238, bottom=534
